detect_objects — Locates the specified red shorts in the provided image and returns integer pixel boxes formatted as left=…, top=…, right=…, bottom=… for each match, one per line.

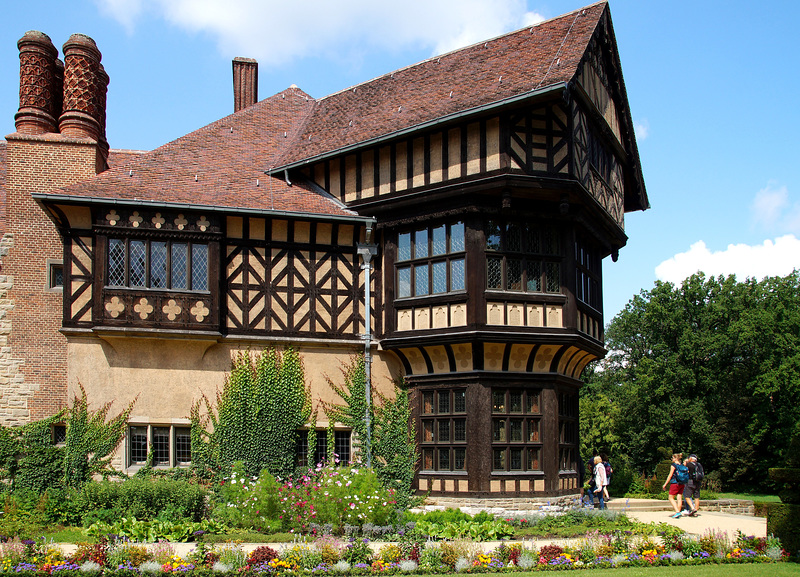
left=669, top=483, right=685, bottom=496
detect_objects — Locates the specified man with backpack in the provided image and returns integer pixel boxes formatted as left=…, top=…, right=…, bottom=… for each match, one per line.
left=683, top=454, right=704, bottom=517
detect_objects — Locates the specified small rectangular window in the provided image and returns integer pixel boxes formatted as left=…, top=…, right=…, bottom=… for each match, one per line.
left=129, top=426, right=148, bottom=464
left=175, top=427, right=191, bottom=464
left=335, top=430, right=351, bottom=463
left=47, top=260, right=64, bottom=291
left=152, top=427, right=170, bottom=465
left=52, top=424, right=67, bottom=445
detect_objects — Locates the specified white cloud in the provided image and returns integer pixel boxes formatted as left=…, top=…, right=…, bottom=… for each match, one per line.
left=634, top=118, right=649, bottom=140
left=751, top=182, right=800, bottom=233
left=95, top=0, right=543, bottom=66
left=654, top=235, right=800, bottom=285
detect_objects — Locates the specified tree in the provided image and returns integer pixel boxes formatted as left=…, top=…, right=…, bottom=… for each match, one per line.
left=584, top=272, right=800, bottom=490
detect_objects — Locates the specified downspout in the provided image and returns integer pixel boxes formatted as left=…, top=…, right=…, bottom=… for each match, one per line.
left=357, top=220, right=378, bottom=467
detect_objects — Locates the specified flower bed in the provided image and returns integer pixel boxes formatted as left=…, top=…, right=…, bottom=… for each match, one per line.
left=0, top=530, right=788, bottom=575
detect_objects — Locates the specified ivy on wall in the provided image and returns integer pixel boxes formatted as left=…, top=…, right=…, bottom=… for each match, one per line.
left=324, top=356, right=418, bottom=507
left=191, top=348, right=313, bottom=479
left=0, top=385, right=134, bottom=491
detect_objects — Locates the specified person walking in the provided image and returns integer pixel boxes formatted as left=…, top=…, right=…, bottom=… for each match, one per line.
left=662, top=453, right=689, bottom=518
left=683, top=454, right=703, bottom=516
left=601, top=453, right=613, bottom=501
left=593, top=455, right=607, bottom=509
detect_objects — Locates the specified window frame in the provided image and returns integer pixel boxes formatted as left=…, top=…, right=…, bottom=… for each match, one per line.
left=106, top=237, right=209, bottom=293
left=557, top=391, right=579, bottom=472
left=45, top=259, right=64, bottom=292
left=491, top=388, right=543, bottom=473
left=420, top=388, right=467, bottom=473
left=395, top=222, right=466, bottom=299
left=485, top=220, right=562, bottom=294
left=296, top=429, right=352, bottom=468
left=127, top=424, right=192, bottom=468
left=575, top=237, right=602, bottom=311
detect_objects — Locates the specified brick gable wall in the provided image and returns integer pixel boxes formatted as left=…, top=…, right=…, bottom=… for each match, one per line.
left=2, top=134, right=103, bottom=424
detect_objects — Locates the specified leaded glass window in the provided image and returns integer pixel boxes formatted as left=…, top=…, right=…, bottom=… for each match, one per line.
left=395, top=222, right=466, bottom=298
left=485, top=220, right=561, bottom=294
left=419, top=388, right=467, bottom=472
left=107, top=239, right=209, bottom=292
left=491, top=388, right=543, bottom=472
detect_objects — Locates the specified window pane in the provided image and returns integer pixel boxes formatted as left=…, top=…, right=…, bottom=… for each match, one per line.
left=527, top=447, right=541, bottom=471
left=542, top=228, right=558, bottom=254
left=527, top=391, right=540, bottom=413
left=422, top=420, right=434, bottom=442
left=438, top=448, right=450, bottom=471
left=130, top=240, right=146, bottom=287
left=493, top=449, right=506, bottom=471
left=129, top=426, right=148, bottom=464
left=423, top=449, right=434, bottom=470
left=450, top=222, right=465, bottom=252
left=414, top=229, right=428, bottom=258
left=398, top=232, right=411, bottom=261
left=526, top=225, right=540, bottom=253
left=108, top=239, right=126, bottom=286
left=296, top=431, right=309, bottom=468
left=546, top=262, right=560, bottom=293
left=175, top=427, right=191, bottom=464
left=432, top=261, right=447, bottom=293
left=335, top=431, right=351, bottom=463
left=171, top=243, right=188, bottom=290
left=510, top=448, right=523, bottom=470
left=397, top=267, right=411, bottom=298
left=507, top=223, right=522, bottom=252
left=487, top=256, right=502, bottom=289
left=423, top=392, right=434, bottom=414
left=453, top=419, right=466, bottom=442
left=432, top=225, right=446, bottom=256
left=415, top=266, right=429, bottom=296
left=527, top=261, right=542, bottom=292
left=453, top=390, right=466, bottom=413
left=314, top=431, right=328, bottom=465
left=454, top=448, right=466, bottom=470
left=450, top=258, right=465, bottom=291
left=153, top=427, right=170, bottom=465
left=486, top=221, right=501, bottom=251
left=509, top=392, right=522, bottom=413
left=50, top=264, right=64, bottom=288
left=528, top=419, right=540, bottom=442
left=150, top=242, right=167, bottom=289
left=492, top=391, right=505, bottom=412
left=510, top=419, right=523, bottom=442
left=192, top=244, right=208, bottom=291
left=438, top=392, right=450, bottom=414
left=492, top=419, right=506, bottom=442
left=438, top=420, right=450, bottom=443
left=507, top=259, right=522, bottom=290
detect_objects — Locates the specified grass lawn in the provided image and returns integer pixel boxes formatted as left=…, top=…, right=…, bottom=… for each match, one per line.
left=717, top=492, right=781, bottom=503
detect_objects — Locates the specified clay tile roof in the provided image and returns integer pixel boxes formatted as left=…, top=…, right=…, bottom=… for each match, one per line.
left=272, top=1, right=607, bottom=170
left=52, top=87, right=358, bottom=219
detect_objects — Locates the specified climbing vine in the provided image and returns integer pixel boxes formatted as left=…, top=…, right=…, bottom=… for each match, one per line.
left=191, top=347, right=313, bottom=479
left=324, top=355, right=418, bottom=506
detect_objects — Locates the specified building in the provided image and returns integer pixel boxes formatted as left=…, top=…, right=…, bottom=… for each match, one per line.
left=1, top=1, right=648, bottom=497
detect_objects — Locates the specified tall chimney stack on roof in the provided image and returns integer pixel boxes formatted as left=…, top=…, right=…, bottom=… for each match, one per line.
left=233, top=57, right=258, bottom=112
left=15, top=30, right=60, bottom=134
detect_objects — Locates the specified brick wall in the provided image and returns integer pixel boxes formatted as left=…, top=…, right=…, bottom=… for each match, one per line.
left=2, top=134, right=102, bottom=424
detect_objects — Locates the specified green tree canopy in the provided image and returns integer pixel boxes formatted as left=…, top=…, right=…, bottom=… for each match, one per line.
left=584, top=272, right=800, bottom=490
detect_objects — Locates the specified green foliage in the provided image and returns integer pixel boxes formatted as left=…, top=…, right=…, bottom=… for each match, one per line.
left=75, top=477, right=208, bottom=525
left=85, top=516, right=225, bottom=542
left=324, top=356, right=418, bottom=506
left=584, top=272, right=800, bottom=491
left=191, top=348, right=312, bottom=479
left=63, top=384, right=136, bottom=488
left=411, top=517, right=514, bottom=541
left=15, top=414, right=65, bottom=492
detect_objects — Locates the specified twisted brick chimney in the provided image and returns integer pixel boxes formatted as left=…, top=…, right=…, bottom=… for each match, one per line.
left=233, top=57, right=258, bottom=112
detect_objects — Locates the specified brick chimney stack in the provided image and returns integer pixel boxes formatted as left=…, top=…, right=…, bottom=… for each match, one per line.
left=15, top=31, right=61, bottom=134
left=233, top=57, right=258, bottom=112
left=59, top=34, right=104, bottom=141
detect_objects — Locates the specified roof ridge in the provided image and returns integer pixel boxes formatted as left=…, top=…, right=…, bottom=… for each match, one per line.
left=318, top=1, right=607, bottom=103
left=265, top=87, right=319, bottom=172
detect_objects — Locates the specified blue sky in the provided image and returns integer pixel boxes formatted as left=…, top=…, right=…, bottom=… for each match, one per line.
left=2, top=0, right=799, bottom=321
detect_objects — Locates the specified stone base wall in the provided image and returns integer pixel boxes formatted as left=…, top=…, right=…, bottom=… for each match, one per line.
left=698, top=499, right=755, bottom=515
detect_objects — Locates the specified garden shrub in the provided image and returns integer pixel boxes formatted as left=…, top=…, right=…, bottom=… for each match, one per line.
left=75, top=477, right=207, bottom=524
left=246, top=546, right=278, bottom=566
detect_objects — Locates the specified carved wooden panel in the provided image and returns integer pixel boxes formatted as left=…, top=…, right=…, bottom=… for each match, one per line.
left=507, top=103, right=570, bottom=175
left=101, top=290, right=216, bottom=330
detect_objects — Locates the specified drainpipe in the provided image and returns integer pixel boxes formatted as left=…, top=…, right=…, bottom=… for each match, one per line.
left=357, top=221, right=378, bottom=467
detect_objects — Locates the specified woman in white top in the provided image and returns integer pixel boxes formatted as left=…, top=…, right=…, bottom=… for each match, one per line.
left=593, top=455, right=607, bottom=509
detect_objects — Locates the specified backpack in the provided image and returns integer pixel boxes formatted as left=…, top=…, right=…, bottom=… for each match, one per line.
left=604, top=462, right=613, bottom=477
left=675, top=464, right=689, bottom=484
left=691, top=461, right=705, bottom=483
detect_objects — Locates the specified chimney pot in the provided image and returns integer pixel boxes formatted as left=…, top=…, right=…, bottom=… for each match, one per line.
left=59, top=33, right=103, bottom=141
left=15, top=30, right=60, bottom=134
left=233, top=57, right=258, bottom=112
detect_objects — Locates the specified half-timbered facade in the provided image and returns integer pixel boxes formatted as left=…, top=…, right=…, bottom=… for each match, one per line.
left=2, top=1, right=648, bottom=496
